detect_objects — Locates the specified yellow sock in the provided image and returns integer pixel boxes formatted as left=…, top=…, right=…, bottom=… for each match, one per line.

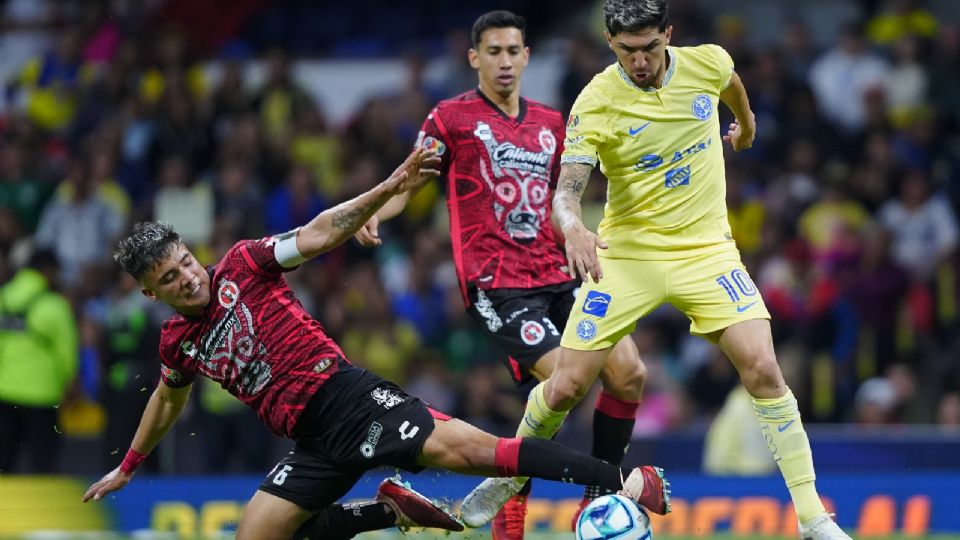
left=511, top=382, right=569, bottom=484
left=752, top=387, right=826, bottom=524
left=516, top=382, right=569, bottom=439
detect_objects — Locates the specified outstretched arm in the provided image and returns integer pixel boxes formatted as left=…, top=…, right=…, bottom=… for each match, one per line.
left=295, top=149, right=439, bottom=257
left=82, top=381, right=192, bottom=502
left=353, top=191, right=416, bottom=247
left=554, top=162, right=607, bottom=283
left=719, top=71, right=755, bottom=152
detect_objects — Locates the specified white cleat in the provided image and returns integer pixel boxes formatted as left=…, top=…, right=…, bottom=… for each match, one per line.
left=800, top=513, right=853, bottom=540
left=459, top=477, right=525, bottom=528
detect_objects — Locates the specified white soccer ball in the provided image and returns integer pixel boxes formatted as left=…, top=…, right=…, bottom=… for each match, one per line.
left=575, top=494, right=652, bottom=540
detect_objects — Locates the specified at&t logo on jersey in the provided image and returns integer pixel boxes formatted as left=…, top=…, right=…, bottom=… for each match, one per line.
left=360, top=421, right=383, bottom=458
left=576, top=319, right=597, bottom=341
left=581, top=291, right=612, bottom=317
left=692, top=94, right=713, bottom=120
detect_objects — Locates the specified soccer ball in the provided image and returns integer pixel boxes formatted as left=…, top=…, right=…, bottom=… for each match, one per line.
left=575, top=494, right=652, bottom=540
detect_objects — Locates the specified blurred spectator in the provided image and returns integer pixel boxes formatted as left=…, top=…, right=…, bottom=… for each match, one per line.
left=797, top=177, right=870, bottom=261
left=437, top=28, right=476, bottom=98
left=0, top=141, right=52, bottom=233
left=209, top=59, right=251, bottom=133
left=809, top=24, right=890, bottom=133
left=0, top=249, right=77, bottom=473
left=853, top=376, right=898, bottom=424
left=98, top=271, right=164, bottom=472
left=195, top=377, right=273, bottom=473
left=937, top=392, right=960, bottom=429
left=703, top=385, right=777, bottom=476
left=252, top=47, right=313, bottom=176
left=264, top=164, right=326, bottom=234
left=877, top=168, right=959, bottom=280
left=139, top=29, right=207, bottom=106
left=213, top=159, right=263, bottom=239
left=765, top=138, right=820, bottom=223
left=8, top=29, right=88, bottom=132
left=149, top=86, right=215, bottom=175
left=34, top=158, right=125, bottom=286
left=559, top=32, right=605, bottom=116
left=845, top=225, right=908, bottom=375
left=340, top=262, right=420, bottom=385
left=780, top=19, right=819, bottom=85
left=928, top=23, right=960, bottom=130
left=152, top=153, right=214, bottom=247
left=726, top=167, right=765, bottom=257
left=865, top=0, right=937, bottom=45
left=289, top=106, right=341, bottom=201
left=883, top=36, right=929, bottom=127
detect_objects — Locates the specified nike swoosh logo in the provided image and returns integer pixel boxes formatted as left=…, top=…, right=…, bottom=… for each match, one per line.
left=778, top=419, right=796, bottom=432
left=628, top=122, right=652, bottom=136
left=736, top=301, right=758, bottom=313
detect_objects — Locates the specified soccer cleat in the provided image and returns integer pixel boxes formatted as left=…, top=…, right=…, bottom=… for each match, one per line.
left=459, top=476, right=526, bottom=528
left=799, top=513, right=853, bottom=540
left=490, top=493, right=527, bottom=540
left=375, top=476, right=465, bottom=532
left=570, top=497, right=592, bottom=531
left=618, top=466, right=672, bottom=515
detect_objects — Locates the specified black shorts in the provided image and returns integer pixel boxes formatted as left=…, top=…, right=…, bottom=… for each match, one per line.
left=466, top=280, right=579, bottom=384
left=258, top=360, right=442, bottom=511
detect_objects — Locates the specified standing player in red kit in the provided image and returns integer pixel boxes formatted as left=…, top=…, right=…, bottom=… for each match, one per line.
left=81, top=149, right=667, bottom=540
left=355, top=11, right=667, bottom=538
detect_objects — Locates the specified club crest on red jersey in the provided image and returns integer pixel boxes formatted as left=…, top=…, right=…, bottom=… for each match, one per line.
left=538, top=127, right=556, bottom=154
left=520, top=320, right=546, bottom=345
left=218, top=280, right=239, bottom=308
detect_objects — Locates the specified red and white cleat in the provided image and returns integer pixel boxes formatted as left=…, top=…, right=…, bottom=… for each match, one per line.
left=618, top=466, right=672, bottom=515
left=375, top=476, right=465, bottom=532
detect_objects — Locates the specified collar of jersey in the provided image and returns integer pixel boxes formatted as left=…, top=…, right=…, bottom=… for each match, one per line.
left=617, top=46, right=676, bottom=93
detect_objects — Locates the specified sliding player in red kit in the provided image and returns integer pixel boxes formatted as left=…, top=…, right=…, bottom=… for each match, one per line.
left=82, top=149, right=668, bottom=540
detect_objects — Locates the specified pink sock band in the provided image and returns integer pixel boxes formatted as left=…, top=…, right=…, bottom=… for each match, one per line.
left=494, top=437, right=522, bottom=477
left=596, top=391, right=641, bottom=419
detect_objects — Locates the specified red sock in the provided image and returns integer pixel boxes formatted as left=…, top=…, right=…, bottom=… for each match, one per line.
left=596, top=391, right=641, bottom=419
left=494, top=437, right=522, bottom=476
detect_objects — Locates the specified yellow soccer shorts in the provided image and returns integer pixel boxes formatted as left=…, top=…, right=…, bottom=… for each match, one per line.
left=560, top=245, right=771, bottom=350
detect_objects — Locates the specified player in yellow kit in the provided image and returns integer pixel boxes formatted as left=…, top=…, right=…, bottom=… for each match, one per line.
left=462, top=2, right=853, bottom=539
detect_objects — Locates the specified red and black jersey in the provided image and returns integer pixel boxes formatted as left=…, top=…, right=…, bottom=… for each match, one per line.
left=157, top=238, right=345, bottom=438
left=418, top=90, right=572, bottom=305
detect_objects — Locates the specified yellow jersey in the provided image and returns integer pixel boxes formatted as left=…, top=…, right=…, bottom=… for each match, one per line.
left=563, top=44, right=737, bottom=260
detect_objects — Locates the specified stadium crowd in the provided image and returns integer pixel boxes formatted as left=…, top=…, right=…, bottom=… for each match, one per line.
left=0, top=0, right=959, bottom=474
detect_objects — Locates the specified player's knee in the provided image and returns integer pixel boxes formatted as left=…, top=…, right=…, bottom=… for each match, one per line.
left=601, top=359, right=646, bottom=400
left=547, top=374, right=590, bottom=410
left=739, top=351, right=782, bottom=394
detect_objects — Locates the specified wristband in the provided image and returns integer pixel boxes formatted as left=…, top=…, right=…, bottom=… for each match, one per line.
left=119, top=448, right=148, bottom=474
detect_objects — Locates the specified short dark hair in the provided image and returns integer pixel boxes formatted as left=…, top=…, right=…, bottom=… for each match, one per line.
left=603, top=0, right=669, bottom=36
left=471, top=10, right=526, bottom=48
left=114, top=221, right=182, bottom=281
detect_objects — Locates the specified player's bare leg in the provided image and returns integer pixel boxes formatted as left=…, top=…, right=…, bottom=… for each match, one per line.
left=715, top=319, right=851, bottom=540
left=572, top=336, right=645, bottom=528
left=461, top=347, right=609, bottom=528
left=237, top=490, right=313, bottom=540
